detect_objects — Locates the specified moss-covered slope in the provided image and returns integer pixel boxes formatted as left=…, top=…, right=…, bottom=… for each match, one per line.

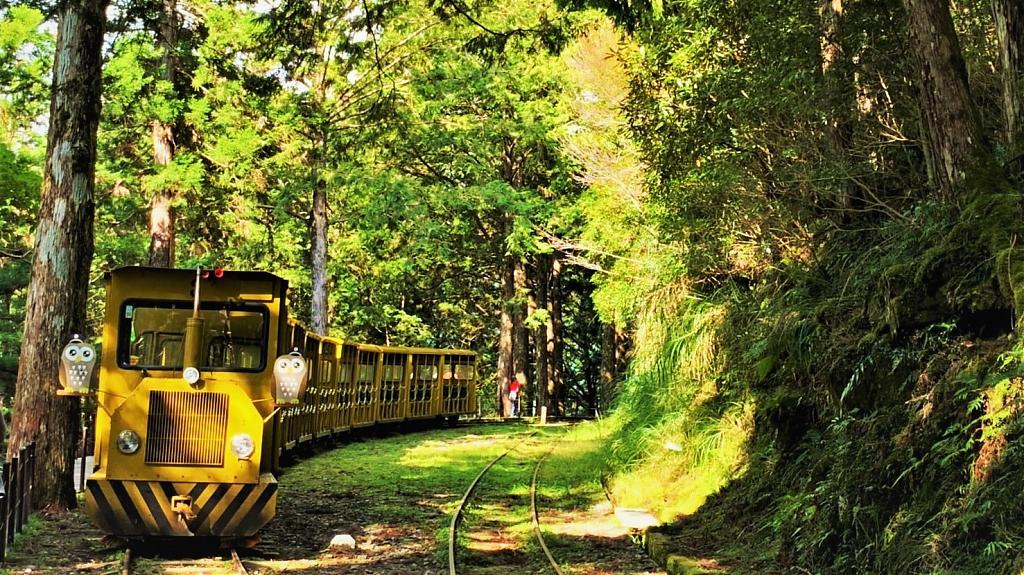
left=607, top=195, right=1024, bottom=574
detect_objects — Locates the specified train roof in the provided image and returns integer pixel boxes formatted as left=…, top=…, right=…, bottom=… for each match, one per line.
left=300, top=329, right=474, bottom=356
left=354, top=342, right=477, bottom=356
left=319, top=334, right=476, bottom=356
left=105, top=266, right=286, bottom=283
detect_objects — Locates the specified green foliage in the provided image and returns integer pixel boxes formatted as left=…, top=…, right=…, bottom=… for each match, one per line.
left=0, top=6, right=50, bottom=390
left=0, top=6, right=52, bottom=146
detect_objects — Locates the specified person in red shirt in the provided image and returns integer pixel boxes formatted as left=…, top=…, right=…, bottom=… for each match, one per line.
left=509, top=377, right=521, bottom=417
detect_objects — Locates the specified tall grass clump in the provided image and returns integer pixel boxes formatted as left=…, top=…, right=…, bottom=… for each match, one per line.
left=604, top=285, right=754, bottom=520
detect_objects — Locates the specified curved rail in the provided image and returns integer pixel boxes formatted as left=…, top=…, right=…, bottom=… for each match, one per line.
left=448, top=450, right=510, bottom=575
left=448, top=431, right=537, bottom=575
left=531, top=448, right=566, bottom=575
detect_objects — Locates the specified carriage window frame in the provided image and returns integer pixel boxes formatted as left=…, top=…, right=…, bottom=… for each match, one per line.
left=117, top=299, right=270, bottom=373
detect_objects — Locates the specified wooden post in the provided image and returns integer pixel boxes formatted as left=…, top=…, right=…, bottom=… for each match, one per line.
left=0, top=462, right=8, bottom=562
left=79, top=425, right=87, bottom=492
left=15, top=447, right=25, bottom=531
left=7, top=456, right=17, bottom=543
left=24, top=444, right=33, bottom=518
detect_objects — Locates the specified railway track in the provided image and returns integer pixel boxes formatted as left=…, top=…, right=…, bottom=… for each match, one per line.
left=448, top=429, right=566, bottom=575
left=120, top=546, right=250, bottom=575
left=531, top=447, right=566, bottom=575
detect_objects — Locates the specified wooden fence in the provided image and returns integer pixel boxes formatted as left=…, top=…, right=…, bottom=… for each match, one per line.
left=0, top=442, right=35, bottom=563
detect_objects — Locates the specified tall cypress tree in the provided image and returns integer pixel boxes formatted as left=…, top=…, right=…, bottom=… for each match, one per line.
left=10, top=0, right=107, bottom=509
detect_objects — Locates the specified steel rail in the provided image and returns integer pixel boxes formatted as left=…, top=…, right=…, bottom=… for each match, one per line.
left=448, top=449, right=509, bottom=575
left=531, top=448, right=566, bottom=575
left=230, top=548, right=249, bottom=575
left=448, top=431, right=537, bottom=575
left=121, top=547, right=131, bottom=575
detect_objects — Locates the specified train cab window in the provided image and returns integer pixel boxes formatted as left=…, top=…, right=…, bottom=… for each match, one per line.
left=208, top=336, right=264, bottom=369
left=130, top=332, right=183, bottom=366
left=118, top=300, right=269, bottom=372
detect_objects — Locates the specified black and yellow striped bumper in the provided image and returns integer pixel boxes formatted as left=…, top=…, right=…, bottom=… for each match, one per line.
left=85, top=473, right=277, bottom=537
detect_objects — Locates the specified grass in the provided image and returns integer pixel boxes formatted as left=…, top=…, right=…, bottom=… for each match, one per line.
left=589, top=293, right=756, bottom=524
left=0, top=511, right=123, bottom=575
left=608, top=401, right=754, bottom=521
left=279, top=422, right=540, bottom=557
left=0, top=421, right=659, bottom=574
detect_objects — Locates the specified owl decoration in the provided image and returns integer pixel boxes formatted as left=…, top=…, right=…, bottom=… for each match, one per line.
left=58, top=335, right=96, bottom=395
left=273, top=349, right=308, bottom=406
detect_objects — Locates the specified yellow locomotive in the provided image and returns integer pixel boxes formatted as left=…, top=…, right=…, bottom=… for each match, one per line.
left=78, top=267, right=477, bottom=538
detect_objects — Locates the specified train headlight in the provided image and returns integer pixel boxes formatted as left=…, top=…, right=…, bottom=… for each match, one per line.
left=230, top=433, right=255, bottom=459
left=182, top=366, right=201, bottom=385
left=116, top=430, right=140, bottom=454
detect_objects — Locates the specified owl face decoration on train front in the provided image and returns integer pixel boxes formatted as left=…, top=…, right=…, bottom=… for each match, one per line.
left=59, top=335, right=96, bottom=395
left=273, top=349, right=308, bottom=406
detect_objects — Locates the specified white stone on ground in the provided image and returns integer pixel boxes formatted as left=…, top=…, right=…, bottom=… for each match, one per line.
left=329, top=534, right=357, bottom=550
left=614, top=507, right=659, bottom=530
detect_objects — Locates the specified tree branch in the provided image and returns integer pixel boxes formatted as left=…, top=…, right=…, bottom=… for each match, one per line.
left=442, top=0, right=543, bottom=39
left=256, top=203, right=308, bottom=223
left=537, top=228, right=645, bottom=267
left=0, top=249, right=30, bottom=260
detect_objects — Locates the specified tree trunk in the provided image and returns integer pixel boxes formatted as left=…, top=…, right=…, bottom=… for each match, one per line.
left=9, top=0, right=106, bottom=510
left=310, top=176, right=328, bottom=335
left=902, top=0, right=984, bottom=200
left=994, top=0, right=1024, bottom=155
left=547, top=257, right=564, bottom=415
left=157, top=0, right=178, bottom=86
left=0, top=294, right=11, bottom=356
left=615, top=326, right=629, bottom=382
left=819, top=0, right=858, bottom=213
left=526, top=264, right=537, bottom=412
left=819, top=0, right=849, bottom=136
left=584, top=323, right=599, bottom=415
left=600, top=322, right=616, bottom=415
left=497, top=250, right=515, bottom=418
left=148, top=105, right=175, bottom=271
left=148, top=0, right=178, bottom=267
left=533, top=256, right=549, bottom=417
left=513, top=257, right=529, bottom=413
left=148, top=189, right=175, bottom=268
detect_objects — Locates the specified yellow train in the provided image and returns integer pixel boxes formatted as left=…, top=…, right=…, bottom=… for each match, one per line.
left=79, top=266, right=478, bottom=538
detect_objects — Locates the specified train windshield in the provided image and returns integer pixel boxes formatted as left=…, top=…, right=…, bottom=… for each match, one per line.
left=117, top=300, right=269, bottom=372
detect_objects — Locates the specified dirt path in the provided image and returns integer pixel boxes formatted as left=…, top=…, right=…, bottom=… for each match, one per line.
left=1, top=422, right=663, bottom=575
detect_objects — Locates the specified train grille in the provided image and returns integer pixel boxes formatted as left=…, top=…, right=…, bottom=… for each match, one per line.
left=145, top=391, right=228, bottom=466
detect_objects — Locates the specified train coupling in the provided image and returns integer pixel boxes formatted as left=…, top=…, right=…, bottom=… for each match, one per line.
left=172, top=495, right=196, bottom=535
